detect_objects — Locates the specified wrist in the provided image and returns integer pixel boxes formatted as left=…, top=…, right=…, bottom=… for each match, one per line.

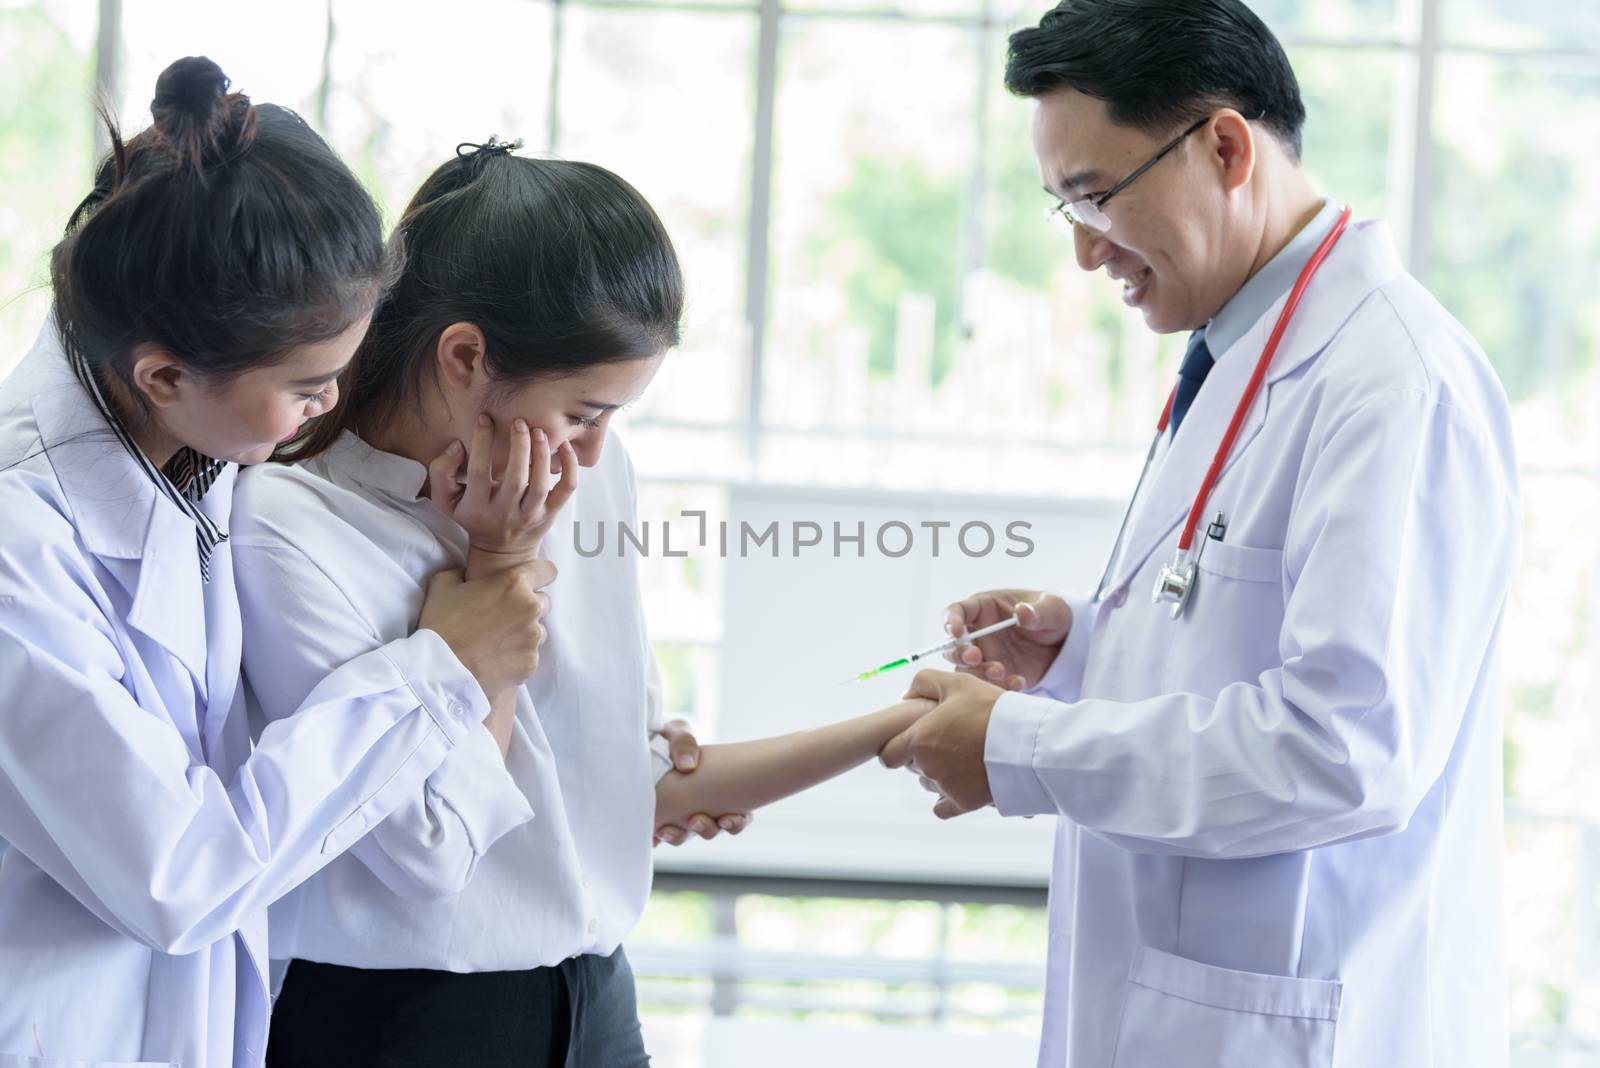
left=466, top=543, right=541, bottom=580
left=430, top=627, right=482, bottom=688
left=875, top=699, right=929, bottom=740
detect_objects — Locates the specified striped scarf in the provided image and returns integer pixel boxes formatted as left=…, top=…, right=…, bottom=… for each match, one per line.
left=66, top=351, right=230, bottom=582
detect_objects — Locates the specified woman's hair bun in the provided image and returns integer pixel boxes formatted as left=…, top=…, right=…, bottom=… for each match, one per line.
left=150, top=56, right=249, bottom=170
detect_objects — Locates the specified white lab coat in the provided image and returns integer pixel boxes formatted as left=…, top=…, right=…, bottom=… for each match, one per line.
left=985, top=220, right=1519, bottom=1068
left=0, top=323, right=495, bottom=1067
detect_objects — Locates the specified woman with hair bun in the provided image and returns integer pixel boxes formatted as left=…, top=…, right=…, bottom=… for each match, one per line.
left=0, top=57, right=555, bottom=1067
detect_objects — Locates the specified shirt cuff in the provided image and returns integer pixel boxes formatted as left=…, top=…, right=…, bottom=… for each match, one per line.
left=1025, top=592, right=1095, bottom=703
left=426, top=723, right=536, bottom=854
left=380, top=628, right=492, bottom=746
left=648, top=731, right=675, bottom=783
left=985, top=690, right=1061, bottom=818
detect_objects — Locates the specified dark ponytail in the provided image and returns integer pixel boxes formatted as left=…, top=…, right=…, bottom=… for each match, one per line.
left=51, top=56, right=386, bottom=422
left=287, top=144, right=684, bottom=461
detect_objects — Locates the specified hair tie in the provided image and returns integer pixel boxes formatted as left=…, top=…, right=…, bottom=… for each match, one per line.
left=456, top=135, right=524, bottom=159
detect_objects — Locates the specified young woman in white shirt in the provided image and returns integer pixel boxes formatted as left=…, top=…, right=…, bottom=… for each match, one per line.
left=0, top=62, right=552, bottom=1067
left=234, top=141, right=932, bottom=1066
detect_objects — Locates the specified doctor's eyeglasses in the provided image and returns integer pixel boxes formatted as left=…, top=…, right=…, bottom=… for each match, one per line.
left=1044, top=116, right=1210, bottom=237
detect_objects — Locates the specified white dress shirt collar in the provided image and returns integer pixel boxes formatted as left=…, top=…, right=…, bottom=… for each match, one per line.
left=323, top=428, right=431, bottom=500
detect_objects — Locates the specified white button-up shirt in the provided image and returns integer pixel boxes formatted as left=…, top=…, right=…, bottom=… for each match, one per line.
left=232, top=430, right=671, bottom=973
left=0, top=324, right=493, bottom=1067
left=985, top=218, right=1519, bottom=1067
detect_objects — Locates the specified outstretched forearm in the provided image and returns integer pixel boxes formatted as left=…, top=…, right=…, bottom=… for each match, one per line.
left=655, top=699, right=932, bottom=829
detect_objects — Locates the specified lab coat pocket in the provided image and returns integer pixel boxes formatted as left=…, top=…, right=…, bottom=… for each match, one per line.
left=1169, top=542, right=1286, bottom=697
left=1195, top=541, right=1283, bottom=584
left=1110, top=947, right=1341, bottom=1068
left=0, top=1054, right=177, bottom=1068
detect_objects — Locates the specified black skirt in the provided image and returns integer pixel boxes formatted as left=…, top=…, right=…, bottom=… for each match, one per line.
left=265, top=947, right=650, bottom=1068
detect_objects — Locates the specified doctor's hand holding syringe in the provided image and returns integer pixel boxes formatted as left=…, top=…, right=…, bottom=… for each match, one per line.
left=873, top=589, right=1073, bottom=819
left=936, top=589, right=1073, bottom=691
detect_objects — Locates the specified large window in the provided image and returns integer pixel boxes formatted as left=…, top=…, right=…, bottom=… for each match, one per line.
left=1, top=0, right=1596, bottom=1060
left=0, top=0, right=96, bottom=364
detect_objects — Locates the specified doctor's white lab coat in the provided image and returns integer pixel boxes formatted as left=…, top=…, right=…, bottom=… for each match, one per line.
left=985, top=220, right=1519, bottom=1068
left=0, top=325, right=496, bottom=1067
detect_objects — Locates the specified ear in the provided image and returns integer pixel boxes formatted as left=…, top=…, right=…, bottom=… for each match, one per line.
left=435, top=322, right=488, bottom=391
left=129, top=344, right=189, bottom=409
left=1210, top=109, right=1257, bottom=194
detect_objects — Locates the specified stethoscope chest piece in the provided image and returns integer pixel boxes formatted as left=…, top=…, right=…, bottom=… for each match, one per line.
left=1152, top=550, right=1198, bottom=619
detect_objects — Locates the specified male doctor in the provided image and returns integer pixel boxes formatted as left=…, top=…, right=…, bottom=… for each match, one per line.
left=879, top=2, right=1520, bottom=1065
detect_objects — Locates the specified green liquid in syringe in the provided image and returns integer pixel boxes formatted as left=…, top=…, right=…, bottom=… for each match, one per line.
left=855, top=657, right=910, bottom=682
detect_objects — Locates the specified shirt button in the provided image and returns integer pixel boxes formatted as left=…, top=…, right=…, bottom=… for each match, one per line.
left=449, top=701, right=470, bottom=720
left=587, top=917, right=598, bottom=934
left=581, top=875, right=591, bottom=890
left=1110, top=587, right=1129, bottom=608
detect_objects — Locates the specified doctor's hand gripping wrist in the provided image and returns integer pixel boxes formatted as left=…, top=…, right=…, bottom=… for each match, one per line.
left=425, top=411, right=580, bottom=578
left=944, top=589, right=1073, bottom=691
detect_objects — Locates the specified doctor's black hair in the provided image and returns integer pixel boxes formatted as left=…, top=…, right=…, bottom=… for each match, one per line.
left=285, top=144, right=684, bottom=461
left=51, top=56, right=386, bottom=422
left=1004, top=0, right=1307, bottom=160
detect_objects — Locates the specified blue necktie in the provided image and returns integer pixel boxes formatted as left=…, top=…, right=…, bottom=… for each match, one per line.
left=1170, top=329, right=1214, bottom=435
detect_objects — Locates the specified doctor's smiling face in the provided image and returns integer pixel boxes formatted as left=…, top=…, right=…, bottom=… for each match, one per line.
left=1007, top=0, right=1311, bottom=337
left=1032, top=90, right=1266, bottom=335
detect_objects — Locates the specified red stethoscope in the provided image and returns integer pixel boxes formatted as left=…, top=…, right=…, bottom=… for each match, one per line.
left=1093, top=204, right=1354, bottom=619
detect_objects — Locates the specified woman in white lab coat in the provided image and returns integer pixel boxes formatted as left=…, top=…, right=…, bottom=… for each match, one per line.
left=236, top=143, right=932, bottom=1065
left=0, top=59, right=550, bottom=1068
